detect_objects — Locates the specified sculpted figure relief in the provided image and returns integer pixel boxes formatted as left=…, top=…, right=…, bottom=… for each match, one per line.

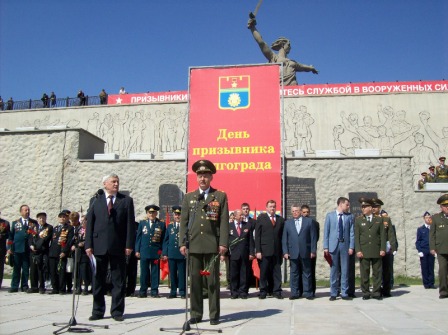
left=247, top=14, right=318, bottom=86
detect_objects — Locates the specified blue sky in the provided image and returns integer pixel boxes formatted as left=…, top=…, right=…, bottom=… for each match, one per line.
left=1, top=0, right=447, bottom=101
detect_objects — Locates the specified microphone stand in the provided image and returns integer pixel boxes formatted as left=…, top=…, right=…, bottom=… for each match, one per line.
left=160, top=193, right=222, bottom=334
left=53, top=244, right=109, bottom=334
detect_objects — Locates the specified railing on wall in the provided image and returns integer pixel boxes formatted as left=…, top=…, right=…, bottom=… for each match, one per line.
left=0, top=95, right=107, bottom=111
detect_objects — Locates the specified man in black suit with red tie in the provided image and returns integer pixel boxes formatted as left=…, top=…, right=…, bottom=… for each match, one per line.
left=255, top=199, right=285, bottom=299
left=229, top=209, right=254, bottom=299
left=85, top=173, right=136, bottom=322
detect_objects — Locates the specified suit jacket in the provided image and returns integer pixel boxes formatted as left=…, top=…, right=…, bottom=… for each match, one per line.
left=282, top=216, right=317, bottom=259
left=179, top=187, right=229, bottom=254
left=323, top=211, right=355, bottom=253
left=228, top=220, right=253, bottom=260
left=430, top=212, right=448, bottom=254
left=29, top=222, right=53, bottom=255
left=8, top=217, right=38, bottom=253
left=255, top=213, right=285, bottom=258
left=163, top=222, right=185, bottom=260
left=135, top=218, right=166, bottom=259
left=354, top=215, right=386, bottom=258
left=416, top=225, right=431, bottom=255
left=85, top=191, right=136, bottom=256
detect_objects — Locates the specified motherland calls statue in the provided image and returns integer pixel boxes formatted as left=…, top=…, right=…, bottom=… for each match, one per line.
left=247, top=12, right=319, bottom=86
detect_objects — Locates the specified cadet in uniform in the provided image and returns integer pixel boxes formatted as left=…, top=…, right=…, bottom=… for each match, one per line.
left=162, top=206, right=186, bottom=299
left=355, top=198, right=386, bottom=300
left=416, top=212, right=436, bottom=289
left=28, top=212, right=53, bottom=293
left=430, top=194, right=448, bottom=299
left=371, top=198, right=398, bottom=297
left=436, top=157, right=448, bottom=183
left=135, top=205, right=166, bottom=298
left=179, top=160, right=229, bottom=326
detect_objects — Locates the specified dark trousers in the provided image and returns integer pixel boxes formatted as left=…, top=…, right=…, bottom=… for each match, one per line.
left=189, top=253, right=220, bottom=320
left=11, top=252, right=30, bottom=290
left=125, top=253, right=138, bottom=296
left=92, top=254, right=126, bottom=318
left=168, top=258, right=186, bottom=296
left=139, top=258, right=160, bottom=295
left=290, top=257, right=312, bottom=297
left=437, top=254, right=448, bottom=297
left=258, top=255, right=282, bottom=295
left=360, top=257, right=382, bottom=297
left=229, top=256, right=249, bottom=296
left=347, top=253, right=356, bottom=295
left=419, top=253, right=435, bottom=288
left=310, top=256, right=317, bottom=296
left=48, top=256, right=69, bottom=292
left=0, top=246, right=5, bottom=287
left=76, top=260, right=91, bottom=292
left=30, top=254, right=47, bottom=290
left=382, top=253, right=393, bottom=294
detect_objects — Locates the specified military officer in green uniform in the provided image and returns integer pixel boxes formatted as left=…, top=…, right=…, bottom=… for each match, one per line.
left=355, top=198, right=386, bottom=300
left=371, top=198, right=398, bottom=297
left=135, top=205, right=166, bottom=298
left=426, top=166, right=436, bottom=183
left=180, top=160, right=229, bottom=326
left=430, top=194, right=448, bottom=299
left=435, top=157, right=448, bottom=183
left=418, top=172, right=427, bottom=190
left=162, top=206, right=186, bottom=298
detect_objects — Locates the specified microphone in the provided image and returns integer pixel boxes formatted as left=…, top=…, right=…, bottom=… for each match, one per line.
left=94, top=189, right=104, bottom=198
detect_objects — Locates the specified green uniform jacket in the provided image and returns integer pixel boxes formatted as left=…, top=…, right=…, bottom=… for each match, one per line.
left=430, top=212, right=448, bottom=254
left=180, top=187, right=229, bottom=253
left=376, top=215, right=398, bottom=252
left=355, top=215, right=386, bottom=258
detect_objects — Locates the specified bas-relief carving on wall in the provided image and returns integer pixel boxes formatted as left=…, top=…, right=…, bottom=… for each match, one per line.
left=21, top=106, right=188, bottom=159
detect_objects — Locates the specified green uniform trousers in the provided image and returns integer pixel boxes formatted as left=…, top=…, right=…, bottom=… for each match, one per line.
left=360, top=257, right=382, bottom=297
left=189, top=253, right=220, bottom=320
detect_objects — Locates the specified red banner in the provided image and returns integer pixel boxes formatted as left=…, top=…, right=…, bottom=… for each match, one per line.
left=187, top=65, right=282, bottom=211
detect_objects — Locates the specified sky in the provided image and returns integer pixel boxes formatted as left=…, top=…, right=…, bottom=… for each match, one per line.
left=1, top=0, right=447, bottom=102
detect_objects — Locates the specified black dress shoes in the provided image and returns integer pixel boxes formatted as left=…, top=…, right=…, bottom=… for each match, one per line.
left=113, top=315, right=124, bottom=322
left=372, top=296, right=382, bottom=300
left=289, top=295, right=300, bottom=300
left=362, top=295, right=370, bottom=300
left=341, top=296, right=352, bottom=301
left=259, top=293, right=266, bottom=299
left=210, top=319, right=220, bottom=325
left=329, top=296, right=337, bottom=301
left=8, top=288, right=18, bottom=293
left=188, top=317, right=202, bottom=324
left=240, top=294, right=248, bottom=299
left=439, top=295, right=448, bottom=299
left=274, top=293, right=284, bottom=299
left=88, top=315, right=104, bottom=321
left=230, top=294, right=239, bottom=299
left=306, top=296, right=314, bottom=300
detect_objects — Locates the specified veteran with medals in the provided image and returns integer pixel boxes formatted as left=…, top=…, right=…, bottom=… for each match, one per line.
left=355, top=198, right=386, bottom=300
left=430, top=194, right=448, bottom=299
left=180, top=160, right=229, bottom=326
left=135, top=205, right=166, bottom=298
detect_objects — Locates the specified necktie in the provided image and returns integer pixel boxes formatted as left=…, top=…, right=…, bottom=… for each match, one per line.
left=236, top=223, right=241, bottom=236
left=295, top=219, right=301, bottom=234
left=338, top=213, right=344, bottom=240
left=367, top=216, right=371, bottom=222
left=24, top=219, right=28, bottom=226
left=107, top=195, right=113, bottom=215
left=271, top=216, right=276, bottom=226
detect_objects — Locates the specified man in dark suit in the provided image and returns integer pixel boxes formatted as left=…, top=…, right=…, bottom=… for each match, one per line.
left=355, top=198, right=386, bottom=300
left=283, top=205, right=317, bottom=300
left=28, top=212, right=53, bottom=294
left=228, top=209, right=254, bottom=299
left=430, top=194, right=448, bottom=299
left=7, top=205, right=37, bottom=293
left=179, top=160, right=229, bottom=326
left=301, top=204, right=320, bottom=297
left=162, top=206, right=186, bottom=299
left=85, top=173, right=136, bottom=322
left=323, top=197, right=354, bottom=301
left=255, top=199, right=285, bottom=299
left=416, top=211, right=435, bottom=289
left=135, top=204, right=166, bottom=298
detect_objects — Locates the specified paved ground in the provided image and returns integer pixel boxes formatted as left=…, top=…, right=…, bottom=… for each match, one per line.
left=0, top=280, right=446, bottom=335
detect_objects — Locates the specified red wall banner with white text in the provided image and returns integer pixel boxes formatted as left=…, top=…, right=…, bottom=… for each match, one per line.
left=187, top=65, right=282, bottom=212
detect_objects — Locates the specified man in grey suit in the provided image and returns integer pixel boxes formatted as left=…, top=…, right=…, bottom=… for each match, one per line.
left=323, top=197, right=355, bottom=301
left=282, top=205, right=317, bottom=300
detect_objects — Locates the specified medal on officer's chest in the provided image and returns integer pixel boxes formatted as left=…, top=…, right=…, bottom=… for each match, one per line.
left=206, top=200, right=220, bottom=221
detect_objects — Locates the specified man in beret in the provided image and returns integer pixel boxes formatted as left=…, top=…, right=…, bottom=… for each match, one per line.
left=135, top=205, right=166, bottom=298
left=355, top=198, right=386, bottom=300
left=371, top=198, right=398, bottom=298
left=416, top=212, right=436, bottom=289
left=436, top=157, right=448, bottom=183
left=162, top=206, right=186, bottom=299
left=430, top=194, right=448, bottom=299
left=28, top=212, right=53, bottom=294
left=180, top=160, right=229, bottom=326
